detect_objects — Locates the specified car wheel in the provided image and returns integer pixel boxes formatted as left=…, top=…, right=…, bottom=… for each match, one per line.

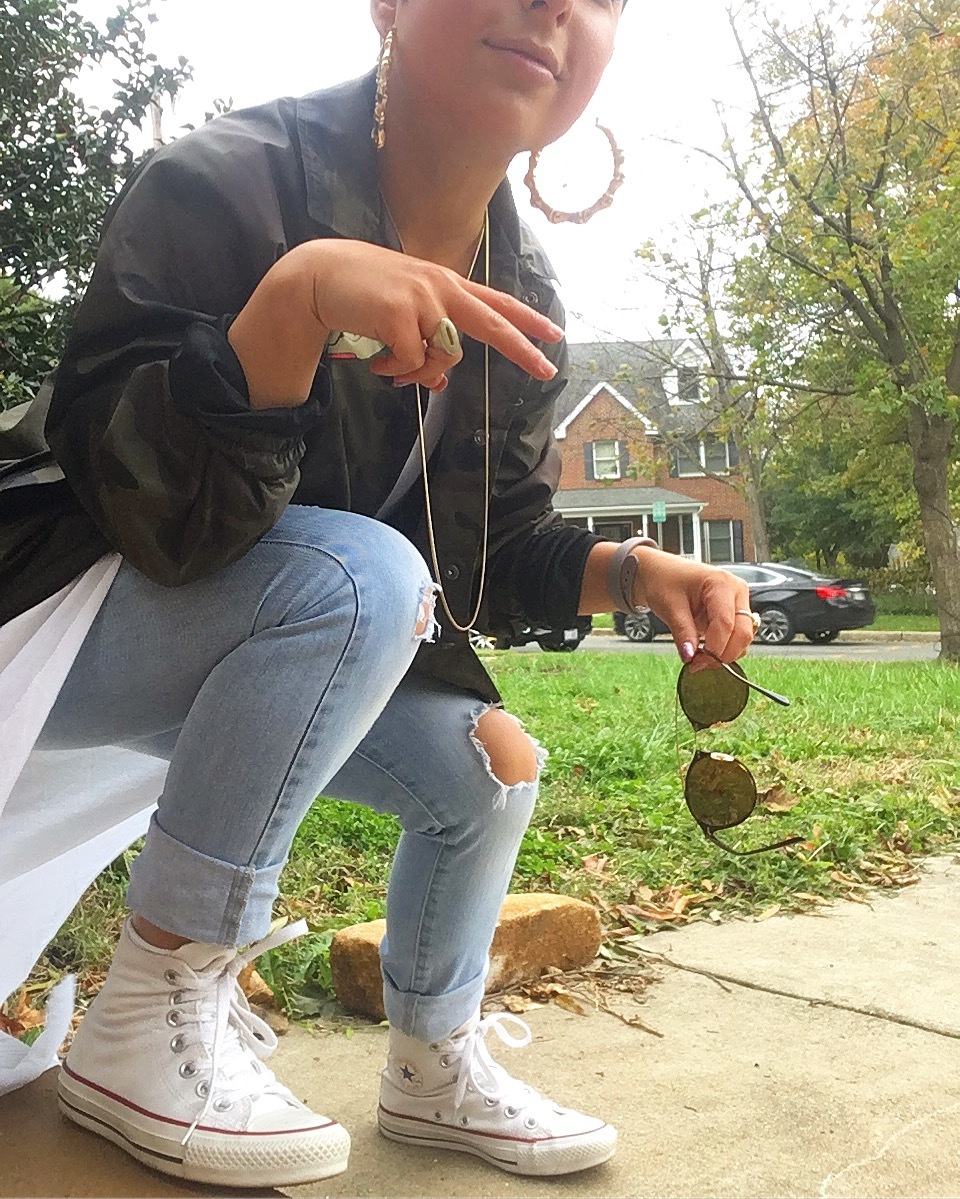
left=757, top=605, right=795, bottom=645
left=621, top=612, right=654, bottom=642
left=537, top=636, right=580, bottom=652
left=804, top=629, right=839, bottom=644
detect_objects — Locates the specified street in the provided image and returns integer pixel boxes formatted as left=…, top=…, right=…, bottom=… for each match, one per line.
left=512, top=633, right=940, bottom=663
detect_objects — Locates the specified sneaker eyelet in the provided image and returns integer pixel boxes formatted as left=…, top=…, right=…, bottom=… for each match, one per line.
left=170, top=1034, right=186, bottom=1053
left=253, top=1031, right=266, bottom=1042
left=504, top=1105, right=519, bottom=1118
left=460, top=1116, right=469, bottom=1126
left=434, top=1111, right=443, bottom=1121
left=439, top=1054, right=453, bottom=1069
left=428, top=1043, right=440, bottom=1051
left=196, top=1081, right=210, bottom=1098
left=524, top=1116, right=538, bottom=1129
left=166, top=1010, right=182, bottom=1027
left=169, top=991, right=186, bottom=1006
left=484, top=1097, right=497, bottom=1107
left=163, top=969, right=180, bottom=985
left=213, top=1097, right=233, bottom=1112
left=178, top=1061, right=199, bottom=1079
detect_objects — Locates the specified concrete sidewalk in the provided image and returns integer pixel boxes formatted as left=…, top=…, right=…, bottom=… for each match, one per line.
left=2, top=857, right=959, bottom=1198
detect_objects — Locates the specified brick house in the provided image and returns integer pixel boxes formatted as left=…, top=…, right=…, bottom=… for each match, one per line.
left=554, top=340, right=755, bottom=563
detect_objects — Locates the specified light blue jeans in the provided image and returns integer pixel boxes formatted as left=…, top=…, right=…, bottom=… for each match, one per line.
left=39, top=506, right=543, bottom=1041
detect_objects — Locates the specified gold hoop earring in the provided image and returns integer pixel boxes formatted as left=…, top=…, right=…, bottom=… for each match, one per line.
left=372, top=27, right=395, bottom=150
left=524, top=121, right=625, bottom=225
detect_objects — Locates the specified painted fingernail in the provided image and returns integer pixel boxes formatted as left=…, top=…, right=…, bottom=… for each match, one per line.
left=680, top=641, right=696, bottom=664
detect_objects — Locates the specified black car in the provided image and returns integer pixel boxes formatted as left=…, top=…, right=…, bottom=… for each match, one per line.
left=613, top=563, right=875, bottom=646
left=492, top=616, right=594, bottom=652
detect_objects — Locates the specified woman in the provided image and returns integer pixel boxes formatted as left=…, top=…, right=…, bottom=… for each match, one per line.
left=0, top=0, right=754, bottom=1188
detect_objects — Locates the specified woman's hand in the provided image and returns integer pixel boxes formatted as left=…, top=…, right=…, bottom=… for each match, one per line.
left=630, top=547, right=754, bottom=667
left=228, top=239, right=563, bottom=410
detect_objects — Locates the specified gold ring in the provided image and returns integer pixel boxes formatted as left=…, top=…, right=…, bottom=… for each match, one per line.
left=428, top=318, right=461, bottom=357
left=736, top=609, right=762, bottom=633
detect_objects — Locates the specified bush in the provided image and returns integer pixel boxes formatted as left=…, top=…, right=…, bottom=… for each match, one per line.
left=858, top=562, right=936, bottom=616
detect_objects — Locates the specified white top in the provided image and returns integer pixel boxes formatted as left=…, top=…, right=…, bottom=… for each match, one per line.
left=0, top=555, right=168, bottom=1094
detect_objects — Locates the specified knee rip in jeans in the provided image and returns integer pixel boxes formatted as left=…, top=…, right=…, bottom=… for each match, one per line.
left=414, top=583, right=441, bottom=643
left=469, top=705, right=547, bottom=810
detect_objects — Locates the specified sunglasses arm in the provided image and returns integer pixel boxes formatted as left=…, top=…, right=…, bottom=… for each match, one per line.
left=702, top=827, right=805, bottom=856
left=699, top=649, right=791, bottom=708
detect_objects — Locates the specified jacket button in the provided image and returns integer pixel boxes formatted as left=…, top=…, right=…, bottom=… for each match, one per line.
left=473, top=430, right=486, bottom=446
left=442, top=564, right=461, bottom=581
left=521, top=290, right=540, bottom=308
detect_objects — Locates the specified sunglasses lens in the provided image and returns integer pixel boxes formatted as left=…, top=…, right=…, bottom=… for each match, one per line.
left=677, top=660, right=749, bottom=730
left=685, top=751, right=757, bottom=830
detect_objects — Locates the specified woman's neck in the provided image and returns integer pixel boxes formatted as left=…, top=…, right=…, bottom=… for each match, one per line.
left=377, top=83, right=512, bottom=275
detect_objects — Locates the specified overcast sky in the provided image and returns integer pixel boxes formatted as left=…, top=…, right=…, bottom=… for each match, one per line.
left=74, top=0, right=872, bottom=342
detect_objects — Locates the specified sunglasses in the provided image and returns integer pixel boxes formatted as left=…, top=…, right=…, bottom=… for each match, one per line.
left=677, top=649, right=804, bottom=856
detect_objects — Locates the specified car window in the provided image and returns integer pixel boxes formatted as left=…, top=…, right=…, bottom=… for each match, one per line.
left=724, top=565, right=762, bottom=584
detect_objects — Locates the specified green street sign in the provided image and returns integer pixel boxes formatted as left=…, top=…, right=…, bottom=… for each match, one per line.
left=652, top=501, right=667, bottom=524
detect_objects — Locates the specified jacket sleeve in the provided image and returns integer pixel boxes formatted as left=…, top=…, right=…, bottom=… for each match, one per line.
left=483, top=318, right=605, bottom=633
left=45, top=114, right=330, bottom=587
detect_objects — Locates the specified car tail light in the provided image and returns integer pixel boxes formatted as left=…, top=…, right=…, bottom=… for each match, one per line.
left=816, top=585, right=848, bottom=600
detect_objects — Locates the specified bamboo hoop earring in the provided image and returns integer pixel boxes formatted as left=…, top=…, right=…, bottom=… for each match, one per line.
left=372, top=27, right=395, bottom=149
left=524, top=120, right=625, bottom=225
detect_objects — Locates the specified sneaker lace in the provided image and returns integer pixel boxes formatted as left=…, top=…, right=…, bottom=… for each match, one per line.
left=452, top=1012, right=538, bottom=1111
left=178, top=918, right=307, bottom=1146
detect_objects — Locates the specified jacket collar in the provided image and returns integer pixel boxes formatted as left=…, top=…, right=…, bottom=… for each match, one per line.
left=295, top=71, right=558, bottom=298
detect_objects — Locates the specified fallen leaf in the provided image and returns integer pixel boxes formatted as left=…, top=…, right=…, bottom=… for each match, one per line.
left=754, top=904, right=781, bottom=922
left=503, top=995, right=534, bottom=1014
left=582, top=853, right=610, bottom=876
left=554, top=991, right=590, bottom=1017
left=759, top=785, right=800, bottom=813
left=0, top=991, right=44, bottom=1039
left=238, top=965, right=275, bottom=1008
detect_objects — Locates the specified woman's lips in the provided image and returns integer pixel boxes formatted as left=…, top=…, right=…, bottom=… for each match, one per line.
left=483, top=39, right=560, bottom=82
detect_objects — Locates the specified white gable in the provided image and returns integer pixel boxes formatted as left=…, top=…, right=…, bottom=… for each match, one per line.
left=554, top=382, right=658, bottom=441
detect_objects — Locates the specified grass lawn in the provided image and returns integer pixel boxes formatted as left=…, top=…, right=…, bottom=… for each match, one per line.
left=23, top=654, right=960, bottom=1019
left=869, top=614, right=940, bottom=632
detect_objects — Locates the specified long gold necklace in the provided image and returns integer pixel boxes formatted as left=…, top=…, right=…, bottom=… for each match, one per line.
left=391, top=210, right=492, bottom=635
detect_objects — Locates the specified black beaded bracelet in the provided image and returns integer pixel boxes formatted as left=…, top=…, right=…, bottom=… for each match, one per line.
left=606, top=536, right=659, bottom=616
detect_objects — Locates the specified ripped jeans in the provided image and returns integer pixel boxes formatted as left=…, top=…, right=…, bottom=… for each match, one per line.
left=38, top=506, right=543, bottom=1042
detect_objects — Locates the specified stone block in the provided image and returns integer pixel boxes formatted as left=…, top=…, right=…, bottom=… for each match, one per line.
left=329, top=893, right=602, bottom=1023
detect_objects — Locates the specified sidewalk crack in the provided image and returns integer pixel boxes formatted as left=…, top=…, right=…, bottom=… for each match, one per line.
left=639, top=950, right=960, bottom=1040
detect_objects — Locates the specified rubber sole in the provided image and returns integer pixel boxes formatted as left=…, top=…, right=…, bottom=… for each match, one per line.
left=377, top=1104, right=617, bottom=1177
left=58, top=1069, right=350, bottom=1188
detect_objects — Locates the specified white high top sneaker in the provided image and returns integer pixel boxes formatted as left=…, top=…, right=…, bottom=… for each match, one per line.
left=378, top=1013, right=617, bottom=1176
left=58, top=918, right=350, bottom=1188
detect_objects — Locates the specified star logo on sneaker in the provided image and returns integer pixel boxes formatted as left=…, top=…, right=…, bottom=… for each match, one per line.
left=396, top=1061, right=422, bottom=1089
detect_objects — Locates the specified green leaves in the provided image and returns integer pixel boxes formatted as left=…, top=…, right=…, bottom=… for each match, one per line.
left=0, top=0, right=191, bottom=406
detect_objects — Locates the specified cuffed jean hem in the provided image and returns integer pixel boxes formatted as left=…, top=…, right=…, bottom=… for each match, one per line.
left=126, top=814, right=284, bottom=946
left=382, top=966, right=487, bottom=1043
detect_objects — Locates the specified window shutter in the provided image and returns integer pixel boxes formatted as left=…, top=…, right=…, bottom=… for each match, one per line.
left=733, top=520, right=744, bottom=562
left=583, top=443, right=596, bottom=481
left=728, top=439, right=740, bottom=468
left=618, top=441, right=630, bottom=477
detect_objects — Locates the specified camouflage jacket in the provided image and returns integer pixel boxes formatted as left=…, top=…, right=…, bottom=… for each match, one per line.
left=0, top=72, right=602, bottom=702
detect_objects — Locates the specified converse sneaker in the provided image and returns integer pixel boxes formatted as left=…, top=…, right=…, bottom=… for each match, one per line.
left=378, top=1012, right=617, bottom=1176
left=58, top=918, right=350, bottom=1188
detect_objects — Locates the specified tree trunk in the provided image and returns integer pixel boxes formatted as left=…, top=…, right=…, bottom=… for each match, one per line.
left=736, top=442, right=772, bottom=561
left=905, top=401, right=960, bottom=662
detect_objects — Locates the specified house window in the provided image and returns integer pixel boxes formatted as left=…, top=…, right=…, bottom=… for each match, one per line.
left=671, top=442, right=702, bottom=477
left=678, top=366, right=700, bottom=402
left=705, top=519, right=745, bottom=563
left=671, top=436, right=738, bottom=477
left=704, top=434, right=731, bottom=474
left=659, top=513, right=696, bottom=557
left=592, top=440, right=621, bottom=480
